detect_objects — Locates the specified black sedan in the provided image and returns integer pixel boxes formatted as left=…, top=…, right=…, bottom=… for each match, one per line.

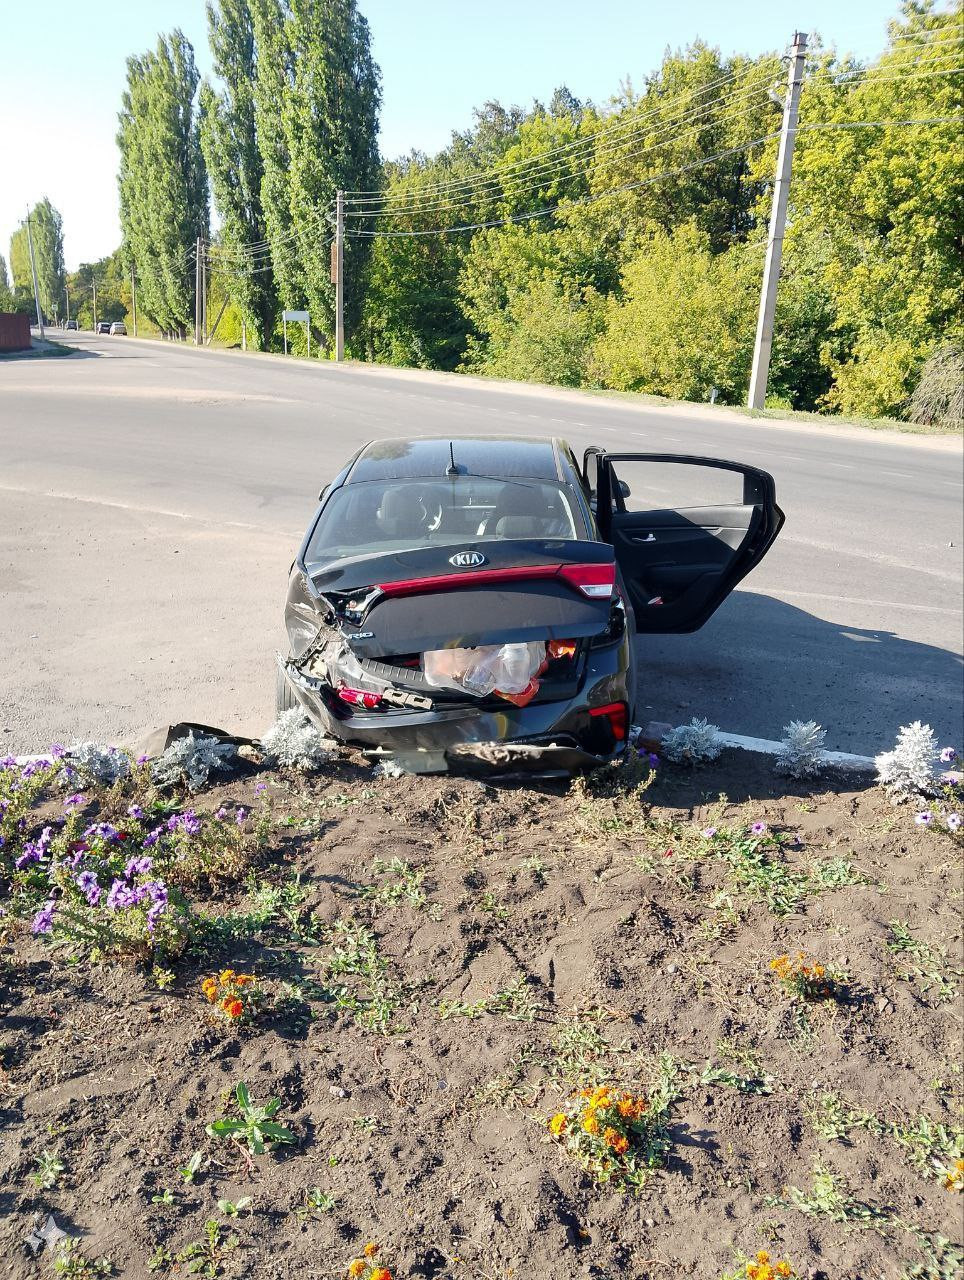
left=279, top=437, right=784, bottom=774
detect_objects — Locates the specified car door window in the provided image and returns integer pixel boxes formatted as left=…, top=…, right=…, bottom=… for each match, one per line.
left=606, top=459, right=747, bottom=512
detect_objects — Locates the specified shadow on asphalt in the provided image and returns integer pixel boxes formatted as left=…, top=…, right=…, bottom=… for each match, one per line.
left=637, top=591, right=963, bottom=754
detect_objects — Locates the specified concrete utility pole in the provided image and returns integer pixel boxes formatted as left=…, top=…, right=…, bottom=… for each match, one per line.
left=131, top=267, right=137, bottom=336
left=64, top=281, right=70, bottom=327
left=194, top=236, right=202, bottom=344
left=747, top=30, right=808, bottom=410
left=334, top=189, right=345, bottom=361
left=92, top=279, right=98, bottom=332
left=24, top=211, right=45, bottom=337
left=201, top=244, right=208, bottom=345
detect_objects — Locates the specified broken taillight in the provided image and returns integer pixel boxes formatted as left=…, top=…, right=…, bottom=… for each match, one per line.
left=589, top=701, right=628, bottom=741
left=337, top=686, right=381, bottom=709
left=556, top=563, right=615, bottom=599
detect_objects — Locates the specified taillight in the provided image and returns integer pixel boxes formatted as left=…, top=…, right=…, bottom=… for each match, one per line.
left=557, top=563, right=615, bottom=599
left=337, top=686, right=381, bottom=709
left=375, top=562, right=614, bottom=600
left=589, top=701, right=628, bottom=740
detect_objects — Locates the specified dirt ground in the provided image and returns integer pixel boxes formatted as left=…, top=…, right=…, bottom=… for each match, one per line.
left=1, top=749, right=961, bottom=1280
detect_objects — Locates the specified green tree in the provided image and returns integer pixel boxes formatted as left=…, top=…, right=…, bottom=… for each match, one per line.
left=591, top=223, right=759, bottom=402
left=0, top=253, right=14, bottom=310
left=200, top=0, right=276, bottom=347
left=787, top=1, right=963, bottom=415
left=9, top=200, right=65, bottom=320
left=117, top=30, right=208, bottom=337
left=251, top=0, right=380, bottom=352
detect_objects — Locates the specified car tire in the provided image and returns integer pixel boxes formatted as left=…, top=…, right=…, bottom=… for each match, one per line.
left=275, top=663, right=297, bottom=717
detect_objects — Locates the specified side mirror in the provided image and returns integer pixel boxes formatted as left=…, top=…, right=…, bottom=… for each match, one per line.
left=618, top=480, right=631, bottom=499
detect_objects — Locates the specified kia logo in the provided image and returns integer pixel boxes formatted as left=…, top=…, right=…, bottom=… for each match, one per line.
left=449, top=551, right=487, bottom=568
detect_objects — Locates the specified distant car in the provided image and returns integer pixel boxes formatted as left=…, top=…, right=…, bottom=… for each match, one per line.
left=95, top=322, right=111, bottom=335
left=109, top=322, right=127, bottom=336
left=65, top=320, right=78, bottom=331
left=278, top=435, right=785, bottom=774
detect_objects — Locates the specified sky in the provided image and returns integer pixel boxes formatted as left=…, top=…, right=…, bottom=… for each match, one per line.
left=1, top=0, right=913, bottom=271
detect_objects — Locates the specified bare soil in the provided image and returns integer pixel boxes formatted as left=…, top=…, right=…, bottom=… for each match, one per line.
left=1, top=750, right=961, bottom=1280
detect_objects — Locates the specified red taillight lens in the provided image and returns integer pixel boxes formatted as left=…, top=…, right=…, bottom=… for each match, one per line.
left=337, top=686, right=381, bottom=709
left=589, top=701, right=628, bottom=740
left=556, top=563, right=615, bottom=599
left=375, top=562, right=614, bottom=600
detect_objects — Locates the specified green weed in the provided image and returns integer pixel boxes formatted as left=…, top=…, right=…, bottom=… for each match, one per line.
left=205, top=1081, right=296, bottom=1155
left=887, top=921, right=960, bottom=1003
left=325, top=918, right=410, bottom=1033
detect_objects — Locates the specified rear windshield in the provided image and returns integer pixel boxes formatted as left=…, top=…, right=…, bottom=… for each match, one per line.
left=306, top=477, right=585, bottom=564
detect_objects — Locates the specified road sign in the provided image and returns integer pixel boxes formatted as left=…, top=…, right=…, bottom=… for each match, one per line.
left=282, top=310, right=309, bottom=324
left=282, top=310, right=311, bottom=357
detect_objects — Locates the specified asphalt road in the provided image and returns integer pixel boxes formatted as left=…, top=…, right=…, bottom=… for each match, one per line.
left=1, top=329, right=961, bottom=756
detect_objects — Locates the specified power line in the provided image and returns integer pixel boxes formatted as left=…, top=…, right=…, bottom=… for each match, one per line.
left=342, top=52, right=962, bottom=219
left=799, top=114, right=963, bottom=130
left=344, top=86, right=779, bottom=220
left=342, top=131, right=785, bottom=238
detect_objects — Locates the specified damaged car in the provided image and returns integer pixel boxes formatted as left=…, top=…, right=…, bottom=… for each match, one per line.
left=278, top=436, right=784, bottom=773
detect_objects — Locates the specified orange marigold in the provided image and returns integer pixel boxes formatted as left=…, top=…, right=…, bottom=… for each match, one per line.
left=347, top=1263, right=366, bottom=1278
left=582, top=1111, right=600, bottom=1135
left=219, top=969, right=235, bottom=984
left=234, top=974, right=255, bottom=987
left=363, top=1243, right=379, bottom=1258
left=221, top=997, right=243, bottom=1019
left=201, top=978, right=218, bottom=1002
left=775, top=1264, right=793, bottom=1278
left=548, top=1113, right=567, bottom=1136
left=370, top=1270, right=392, bottom=1280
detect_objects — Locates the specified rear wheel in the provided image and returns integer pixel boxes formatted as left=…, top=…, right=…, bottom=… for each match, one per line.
left=275, top=663, right=297, bottom=717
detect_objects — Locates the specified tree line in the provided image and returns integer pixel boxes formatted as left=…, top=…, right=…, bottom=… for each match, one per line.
left=7, top=0, right=961, bottom=421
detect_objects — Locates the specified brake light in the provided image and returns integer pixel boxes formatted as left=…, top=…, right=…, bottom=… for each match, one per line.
left=337, top=686, right=381, bottom=709
left=557, top=563, right=615, bottom=599
left=589, top=701, right=628, bottom=740
left=375, top=563, right=614, bottom=600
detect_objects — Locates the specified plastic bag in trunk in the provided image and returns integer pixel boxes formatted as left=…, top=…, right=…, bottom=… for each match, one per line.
left=422, top=642, right=547, bottom=699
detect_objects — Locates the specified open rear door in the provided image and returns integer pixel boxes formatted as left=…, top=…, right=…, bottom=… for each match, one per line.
left=584, top=451, right=784, bottom=633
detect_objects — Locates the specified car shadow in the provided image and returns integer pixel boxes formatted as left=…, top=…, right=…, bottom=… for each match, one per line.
left=637, top=590, right=963, bottom=755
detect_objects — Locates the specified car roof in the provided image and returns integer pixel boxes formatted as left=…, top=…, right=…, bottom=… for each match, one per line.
left=344, top=436, right=563, bottom=483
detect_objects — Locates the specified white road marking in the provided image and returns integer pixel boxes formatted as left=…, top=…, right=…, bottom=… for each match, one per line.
left=825, top=462, right=854, bottom=470
left=882, top=469, right=914, bottom=479
left=0, top=483, right=298, bottom=538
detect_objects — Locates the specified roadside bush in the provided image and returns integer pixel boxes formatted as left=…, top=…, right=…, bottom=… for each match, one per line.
left=875, top=721, right=940, bottom=799
left=152, top=733, right=237, bottom=791
left=775, top=720, right=827, bottom=780
left=661, top=716, right=722, bottom=766
left=906, top=341, right=964, bottom=428
left=261, top=708, right=332, bottom=771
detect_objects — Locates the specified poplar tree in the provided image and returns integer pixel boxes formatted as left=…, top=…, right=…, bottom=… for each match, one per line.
left=117, top=31, right=208, bottom=337
left=9, top=200, right=66, bottom=319
left=200, top=0, right=276, bottom=347
left=250, top=0, right=380, bottom=350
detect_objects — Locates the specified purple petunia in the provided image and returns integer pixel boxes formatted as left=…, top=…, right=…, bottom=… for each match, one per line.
left=31, top=899, right=56, bottom=934
left=142, top=826, right=163, bottom=849
left=127, top=804, right=144, bottom=820
left=49, top=744, right=67, bottom=759
left=940, top=746, right=957, bottom=763
left=215, top=807, right=227, bottom=820
left=702, top=826, right=717, bottom=839
left=914, top=811, right=933, bottom=826
left=63, top=794, right=87, bottom=809
left=136, top=753, right=149, bottom=765
left=179, top=810, right=201, bottom=837
left=254, top=783, right=267, bottom=795
left=125, top=855, right=153, bottom=879
left=947, top=814, right=961, bottom=832
left=648, top=753, right=659, bottom=768
left=235, top=808, right=247, bottom=826
left=750, top=821, right=768, bottom=836
left=1, top=755, right=17, bottom=770
left=76, top=870, right=101, bottom=906
left=84, top=822, right=119, bottom=842
left=106, top=879, right=137, bottom=910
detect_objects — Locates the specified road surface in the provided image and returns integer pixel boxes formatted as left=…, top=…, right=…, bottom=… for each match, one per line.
left=1, top=330, right=961, bottom=756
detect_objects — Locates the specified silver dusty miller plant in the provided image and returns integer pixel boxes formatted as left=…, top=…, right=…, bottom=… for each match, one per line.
left=875, top=721, right=939, bottom=800
left=67, top=742, right=131, bottom=786
left=660, top=716, right=723, bottom=766
left=151, top=733, right=237, bottom=791
left=260, top=709, right=332, bottom=771
left=774, top=720, right=827, bottom=779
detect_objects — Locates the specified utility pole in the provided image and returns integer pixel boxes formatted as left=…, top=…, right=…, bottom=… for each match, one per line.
left=131, top=266, right=137, bottom=337
left=747, top=31, right=808, bottom=410
left=334, top=190, right=344, bottom=361
left=92, top=278, right=98, bottom=332
left=194, top=236, right=202, bottom=344
left=65, top=281, right=70, bottom=327
left=24, top=211, right=44, bottom=337
left=201, top=243, right=208, bottom=345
